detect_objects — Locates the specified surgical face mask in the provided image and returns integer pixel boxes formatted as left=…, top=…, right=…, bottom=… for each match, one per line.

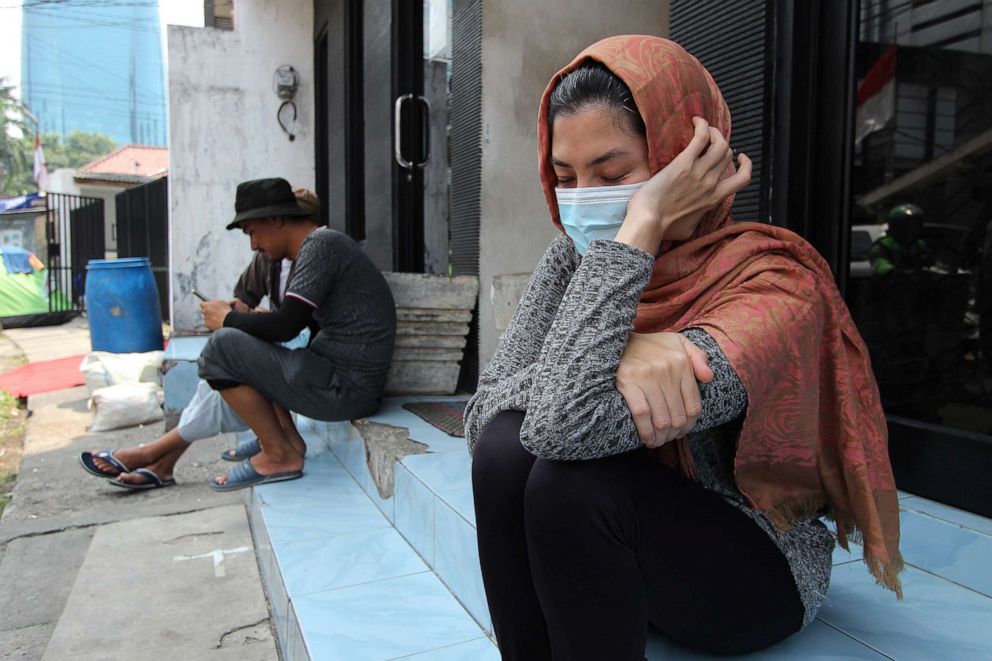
left=555, top=182, right=644, bottom=255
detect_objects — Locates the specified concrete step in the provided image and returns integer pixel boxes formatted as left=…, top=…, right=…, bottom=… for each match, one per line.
left=246, top=427, right=496, bottom=660
left=0, top=527, right=94, bottom=659
left=40, top=505, right=275, bottom=660
left=292, top=398, right=992, bottom=661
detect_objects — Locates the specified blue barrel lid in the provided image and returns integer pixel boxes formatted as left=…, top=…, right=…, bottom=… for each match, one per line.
left=86, top=257, right=151, bottom=270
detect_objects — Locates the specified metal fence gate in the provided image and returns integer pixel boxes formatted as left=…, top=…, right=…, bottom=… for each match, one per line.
left=115, top=177, right=169, bottom=320
left=45, top=193, right=105, bottom=314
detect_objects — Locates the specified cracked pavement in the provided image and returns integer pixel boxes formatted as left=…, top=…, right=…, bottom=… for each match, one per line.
left=0, top=386, right=277, bottom=660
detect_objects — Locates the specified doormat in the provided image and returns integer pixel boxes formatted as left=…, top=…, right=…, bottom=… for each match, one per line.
left=0, top=354, right=87, bottom=398
left=402, top=400, right=468, bottom=437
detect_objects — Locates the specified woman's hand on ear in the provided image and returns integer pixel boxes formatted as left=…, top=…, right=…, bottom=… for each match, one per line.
left=618, top=116, right=752, bottom=253
left=616, top=332, right=715, bottom=448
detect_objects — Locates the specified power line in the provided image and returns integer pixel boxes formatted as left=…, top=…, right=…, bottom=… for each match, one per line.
left=22, top=4, right=162, bottom=32
left=27, top=83, right=166, bottom=108
left=21, top=32, right=164, bottom=97
left=22, top=6, right=161, bottom=35
left=1, top=2, right=161, bottom=9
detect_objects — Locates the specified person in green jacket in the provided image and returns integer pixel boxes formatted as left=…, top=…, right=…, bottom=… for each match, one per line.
left=870, top=203, right=935, bottom=275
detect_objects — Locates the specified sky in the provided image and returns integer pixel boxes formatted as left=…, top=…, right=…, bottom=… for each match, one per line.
left=0, top=0, right=204, bottom=102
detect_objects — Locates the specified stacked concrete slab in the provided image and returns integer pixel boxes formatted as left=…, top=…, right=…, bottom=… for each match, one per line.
left=383, top=273, right=479, bottom=395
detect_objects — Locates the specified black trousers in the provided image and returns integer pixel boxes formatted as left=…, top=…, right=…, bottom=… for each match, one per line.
left=472, top=411, right=804, bottom=660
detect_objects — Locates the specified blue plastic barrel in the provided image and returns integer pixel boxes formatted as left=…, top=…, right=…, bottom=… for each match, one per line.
left=85, top=257, right=164, bottom=353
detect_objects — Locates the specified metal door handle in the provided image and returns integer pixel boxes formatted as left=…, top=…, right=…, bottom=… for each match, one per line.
left=394, top=94, right=415, bottom=169
left=415, top=95, right=431, bottom=168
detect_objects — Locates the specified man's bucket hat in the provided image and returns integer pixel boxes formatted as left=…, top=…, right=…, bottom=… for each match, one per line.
left=227, top=177, right=311, bottom=230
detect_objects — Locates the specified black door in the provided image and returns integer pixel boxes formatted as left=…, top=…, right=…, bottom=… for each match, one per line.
left=45, top=192, right=105, bottom=312
left=314, top=0, right=429, bottom=273
left=115, top=177, right=170, bottom=320
left=672, top=0, right=992, bottom=517
left=843, top=2, right=992, bottom=516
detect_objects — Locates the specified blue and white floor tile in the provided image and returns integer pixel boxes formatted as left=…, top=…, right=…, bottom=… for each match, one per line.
left=646, top=620, right=889, bottom=660
left=897, top=508, right=992, bottom=597
left=251, top=398, right=992, bottom=660
left=433, top=497, right=491, bottom=633
left=819, top=563, right=992, bottom=660
left=391, top=636, right=500, bottom=660
left=394, top=463, right=436, bottom=565
left=276, top=527, right=429, bottom=598
left=248, top=418, right=495, bottom=660
left=291, top=572, right=488, bottom=661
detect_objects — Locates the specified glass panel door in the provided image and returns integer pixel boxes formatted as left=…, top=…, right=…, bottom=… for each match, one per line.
left=847, top=1, right=992, bottom=514
left=423, top=0, right=452, bottom=275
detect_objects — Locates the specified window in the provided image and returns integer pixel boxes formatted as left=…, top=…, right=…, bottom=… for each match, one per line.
left=204, top=0, right=234, bottom=31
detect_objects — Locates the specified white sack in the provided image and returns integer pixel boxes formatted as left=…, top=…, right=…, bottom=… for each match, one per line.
left=80, top=351, right=164, bottom=396
left=88, top=382, right=164, bottom=432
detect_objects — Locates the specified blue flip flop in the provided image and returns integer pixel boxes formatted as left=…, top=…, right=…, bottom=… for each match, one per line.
left=209, top=459, right=303, bottom=492
left=108, top=468, right=176, bottom=491
left=221, top=437, right=261, bottom=462
left=79, top=449, right=131, bottom=478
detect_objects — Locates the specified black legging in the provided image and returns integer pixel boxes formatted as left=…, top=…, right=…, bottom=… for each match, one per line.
left=472, top=411, right=803, bottom=660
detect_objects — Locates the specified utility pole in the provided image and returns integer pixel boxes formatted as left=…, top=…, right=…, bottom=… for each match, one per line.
left=20, top=103, right=39, bottom=137
left=129, top=25, right=138, bottom=143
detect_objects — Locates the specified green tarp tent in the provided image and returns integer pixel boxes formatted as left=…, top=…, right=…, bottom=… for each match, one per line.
left=0, top=247, right=71, bottom=327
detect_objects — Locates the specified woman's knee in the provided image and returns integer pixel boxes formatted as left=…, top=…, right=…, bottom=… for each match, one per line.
left=471, top=411, right=529, bottom=484
left=523, top=458, right=616, bottom=535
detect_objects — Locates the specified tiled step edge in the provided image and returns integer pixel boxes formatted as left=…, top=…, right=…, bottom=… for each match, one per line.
left=297, top=412, right=493, bottom=637
left=244, top=459, right=495, bottom=660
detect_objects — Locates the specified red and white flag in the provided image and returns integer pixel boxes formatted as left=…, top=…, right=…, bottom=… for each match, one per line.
left=856, top=45, right=897, bottom=145
left=32, top=135, right=48, bottom=193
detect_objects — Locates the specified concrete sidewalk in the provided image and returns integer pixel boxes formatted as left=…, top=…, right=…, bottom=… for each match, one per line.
left=1, top=316, right=93, bottom=364
left=0, top=322, right=277, bottom=660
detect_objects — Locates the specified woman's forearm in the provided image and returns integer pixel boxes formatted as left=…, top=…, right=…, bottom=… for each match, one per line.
left=520, top=239, right=654, bottom=459
left=520, top=241, right=747, bottom=460
left=465, top=234, right=580, bottom=452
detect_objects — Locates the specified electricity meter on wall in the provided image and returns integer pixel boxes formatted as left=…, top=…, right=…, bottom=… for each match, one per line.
left=274, top=65, right=299, bottom=101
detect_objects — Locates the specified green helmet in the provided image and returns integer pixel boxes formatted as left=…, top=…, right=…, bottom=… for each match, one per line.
left=885, top=203, right=925, bottom=245
left=886, top=203, right=925, bottom=223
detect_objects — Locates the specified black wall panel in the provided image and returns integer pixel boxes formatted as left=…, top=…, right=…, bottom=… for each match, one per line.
left=671, top=0, right=774, bottom=224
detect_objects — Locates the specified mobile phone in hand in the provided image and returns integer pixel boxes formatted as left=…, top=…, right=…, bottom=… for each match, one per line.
left=192, top=289, right=207, bottom=302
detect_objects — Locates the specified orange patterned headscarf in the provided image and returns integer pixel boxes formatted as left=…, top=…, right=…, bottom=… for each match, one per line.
left=538, top=36, right=903, bottom=596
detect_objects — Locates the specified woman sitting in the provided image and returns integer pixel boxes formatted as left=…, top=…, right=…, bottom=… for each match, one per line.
left=466, top=35, right=902, bottom=660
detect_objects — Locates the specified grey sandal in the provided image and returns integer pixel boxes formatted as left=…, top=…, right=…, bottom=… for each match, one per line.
left=108, top=468, right=176, bottom=491
left=79, top=449, right=131, bottom=478
left=209, top=459, right=303, bottom=492
left=221, top=437, right=261, bottom=462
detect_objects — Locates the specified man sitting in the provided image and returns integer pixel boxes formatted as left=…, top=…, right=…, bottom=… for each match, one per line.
left=79, top=186, right=323, bottom=490
left=199, top=177, right=396, bottom=490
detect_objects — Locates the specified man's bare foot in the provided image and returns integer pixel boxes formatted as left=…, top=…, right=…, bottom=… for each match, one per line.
left=213, top=451, right=304, bottom=486
left=91, top=446, right=156, bottom=476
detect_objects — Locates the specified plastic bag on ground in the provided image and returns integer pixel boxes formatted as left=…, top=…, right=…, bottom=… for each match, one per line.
left=88, top=382, right=164, bottom=432
left=79, top=350, right=164, bottom=396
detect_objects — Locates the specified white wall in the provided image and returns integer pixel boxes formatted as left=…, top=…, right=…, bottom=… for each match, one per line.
left=167, top=0, right=315, bottom=332
left=46, top=169, right=81, bottom=196
left=476, top=1, right=669, bottom=366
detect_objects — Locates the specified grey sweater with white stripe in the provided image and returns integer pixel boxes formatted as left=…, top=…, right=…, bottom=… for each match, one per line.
left=464, top=234, right=833, bottom=628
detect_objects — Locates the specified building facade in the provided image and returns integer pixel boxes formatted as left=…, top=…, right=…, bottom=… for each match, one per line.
left=166, top=0, right=991, bottom=516
left=20, top=0, right=167, bottom=146
left=167, top=0, right=315, bottom=332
